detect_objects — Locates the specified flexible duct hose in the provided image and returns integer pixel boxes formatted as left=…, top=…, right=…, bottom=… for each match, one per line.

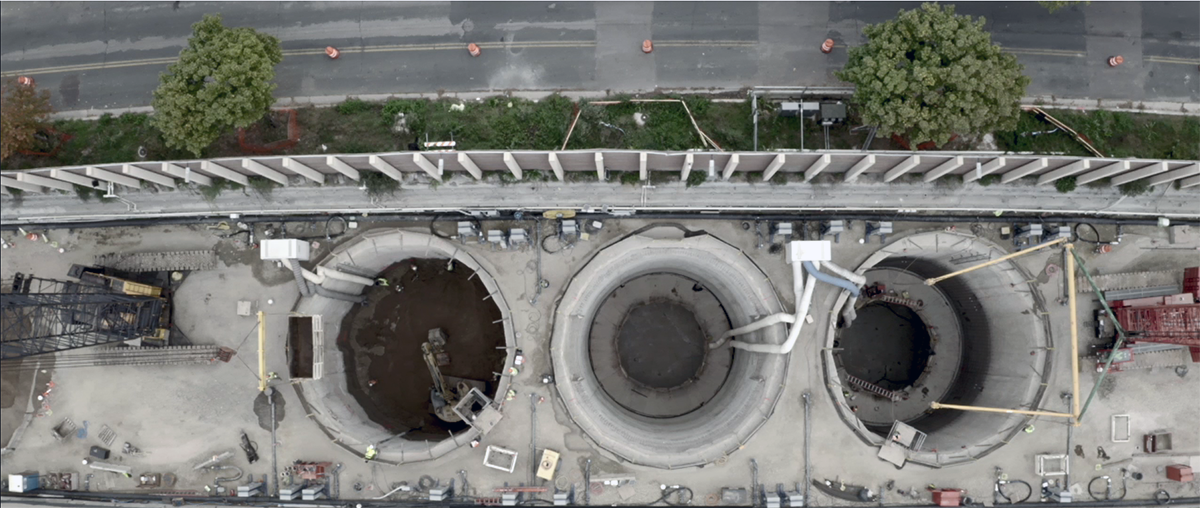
left=715, top=313, right=797, bottom=344
left=819, top=261, right=866, bottom=286
left=730, top=260, right=863, bottom=354
left=842, top=295, right=859, bottom=325
left=731, top=274, right=816, bottom=354
left=316, top=266, right=375, bottom=286
left=212, top=465, right=244, bottom=484
left=314, top=284, right=367, bottom=303
left=290, top=259, right=313, bottom=297
left=284, top=259, right=367, bottom=303
left=802, top=261, right=861, bottom=294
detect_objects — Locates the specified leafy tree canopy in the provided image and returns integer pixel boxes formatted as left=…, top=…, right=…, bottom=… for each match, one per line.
left=1, top=78, right=53, bottom=161
left=152, top=14, right=282, bottom=156
left=837, top=3, right=1031, bottom=147
left=1038, top=1, right=1089, bottom=14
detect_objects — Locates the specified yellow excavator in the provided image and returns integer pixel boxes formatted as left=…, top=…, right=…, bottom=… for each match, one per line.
left=423, top=328, right=470, bottom=423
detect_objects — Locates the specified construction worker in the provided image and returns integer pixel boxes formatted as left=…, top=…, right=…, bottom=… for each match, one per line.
left=364, top=444, right=378, bottom=463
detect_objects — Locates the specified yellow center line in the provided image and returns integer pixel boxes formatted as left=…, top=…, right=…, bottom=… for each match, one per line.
left=1001, top=47, right=1084, bottom=58
left=1147, top=55, right=1200, bottom=65
left=3, top=39, right=754, bottom=76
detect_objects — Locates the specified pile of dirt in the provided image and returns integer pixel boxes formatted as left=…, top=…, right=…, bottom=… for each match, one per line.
left=338, top=258, right=505, bottom=440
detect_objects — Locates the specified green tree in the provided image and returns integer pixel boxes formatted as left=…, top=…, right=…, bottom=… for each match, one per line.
left=1038, top=1, right=1089, bottom=14
left=0, top=78, right=53, bottom=161
left=837, top=3, right=1031, bottom=148
left=152, top=15, right=282, bottom=156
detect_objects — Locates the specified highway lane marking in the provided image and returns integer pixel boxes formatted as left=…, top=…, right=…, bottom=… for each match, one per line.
left=1000, top=47, right=1085, bottom=58
left=1146, top=55, right=1200, bottom=65
left=1, top=39, right=755, bottom=76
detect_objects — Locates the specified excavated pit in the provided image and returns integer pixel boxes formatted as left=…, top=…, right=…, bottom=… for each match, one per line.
left=294, top=230, right=516, bottom=463
left=337, top=258, right=505, bottom=440
left=838, top=300, right=933, bottom=392
left=825, top=231, right=1053, bottom=466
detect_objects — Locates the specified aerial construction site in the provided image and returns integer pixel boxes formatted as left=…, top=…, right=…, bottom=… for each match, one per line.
left=2, top=209, right=1198, bottom=507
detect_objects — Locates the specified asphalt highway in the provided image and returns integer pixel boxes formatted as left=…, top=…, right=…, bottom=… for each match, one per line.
left=2, top=1, right=1197, bottom=112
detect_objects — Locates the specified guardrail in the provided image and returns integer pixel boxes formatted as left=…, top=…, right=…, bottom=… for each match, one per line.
left=1, top=149, right=1197, bottom=196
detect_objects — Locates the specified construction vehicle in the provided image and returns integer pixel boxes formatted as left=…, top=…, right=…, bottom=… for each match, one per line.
left=69, top=265, right=172, bottom=343
left=2, top=272, right=170, bottom=359
left=423, top=328, right=471, bottom=423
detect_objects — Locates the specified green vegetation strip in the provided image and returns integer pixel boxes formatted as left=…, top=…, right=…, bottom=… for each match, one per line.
left=3, top=97, right=1196, bottom=180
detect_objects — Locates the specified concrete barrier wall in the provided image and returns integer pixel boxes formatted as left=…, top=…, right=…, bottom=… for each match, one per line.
left=3, top=150, right=1197, bottom=197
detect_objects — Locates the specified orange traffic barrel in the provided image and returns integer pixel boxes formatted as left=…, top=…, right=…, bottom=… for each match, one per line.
left=642, top=40, right=653, bottom=53
left=16, top=76, right=35, bottom=86
left=1108, top=55, right=1124, bottom=67
left=325, top=46, right=340, bottom=59
left=821, top=39, right=835, bottom=54
left=468, top=43, right=481, bottom=57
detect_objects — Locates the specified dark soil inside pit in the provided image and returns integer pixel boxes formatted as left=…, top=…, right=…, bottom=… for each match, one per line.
left=338, top=258, right=505, bottom=440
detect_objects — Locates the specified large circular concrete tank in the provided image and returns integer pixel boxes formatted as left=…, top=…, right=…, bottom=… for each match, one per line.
left=824, top=231, right=1053, bottom=466
left=551, top=227, right=788, bottom=468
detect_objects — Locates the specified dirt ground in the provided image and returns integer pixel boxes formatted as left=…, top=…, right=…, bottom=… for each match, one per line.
left=338, top=258, right=505, bottom=441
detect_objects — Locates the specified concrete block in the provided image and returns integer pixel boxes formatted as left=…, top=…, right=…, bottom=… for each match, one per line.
left=86, top=166, right=140, bottom=188
left=843, top=155, right=876, bottom=182
left=326, top=156, right=360, bottom=181
left=803, top=154, right=831, bottom=181
left=282, top=158, right=326, bottom=184
left=503, top=152, right=523, bottom=180
left=200, top=161, right=249, bottom=186
left=367, top=155, right=404, bottom=181
left=721, top=153, right=739, bottom=181
left=122, top=164, right=176, bottom=188
left=761, top=154, right=786, bottom=181
left=242, top=159, right=289, bottom=185
left=161, top=163, right=212, bottom=186
left=456, top=153, right=483, bottom=180
left=16, top=173, right=75, bottom=192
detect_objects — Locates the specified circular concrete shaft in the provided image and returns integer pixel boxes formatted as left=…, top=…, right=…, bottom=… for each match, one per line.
left=823, top=231, right=1053, bottom=466
left=552, top=228, right=787, bottom=468
left=836, top=264, right=963, bottom=430
left=293, top=229, right=516, bottom=463
left=589, top=273, right=733, bottom=418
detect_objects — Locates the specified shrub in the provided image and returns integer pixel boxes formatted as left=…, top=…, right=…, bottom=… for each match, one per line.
left=362, top=171, right=399, bottom=197
left=1118, top=179, right=1150, bottom=197
left=337, top=99, right=373, bottom=115
left=1055, top=176, right=1077, bottom=194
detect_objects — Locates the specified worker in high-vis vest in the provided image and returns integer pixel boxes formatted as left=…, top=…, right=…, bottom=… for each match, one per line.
left=364, top=445, right=378, bottom=463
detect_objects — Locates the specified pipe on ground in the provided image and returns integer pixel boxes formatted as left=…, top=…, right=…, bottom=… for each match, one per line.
left=803, top=261, right=861, bottom=294
left=731, top=273, right=816, bottom=354
left=730, top=260, right=863, bottom=354
left=820, top=261, right=866, bottom=286
left=316, top=266, right=375, bottom=286
left=283, top=259, right=367, bottom=303
left=713, top=313, right=796, bottom=346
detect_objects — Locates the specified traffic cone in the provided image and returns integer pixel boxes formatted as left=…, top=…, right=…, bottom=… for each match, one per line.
left=642, top=40, right=653, bottom=54
left=16, top=76, right=35, bottom=87
left=821, top=39, right=835, bottom=54
left=1107, top=55, right=1123, bottom=67
left=325, top=46, right=340, bottom=59
left=468, top=43, right=481, bottom=57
